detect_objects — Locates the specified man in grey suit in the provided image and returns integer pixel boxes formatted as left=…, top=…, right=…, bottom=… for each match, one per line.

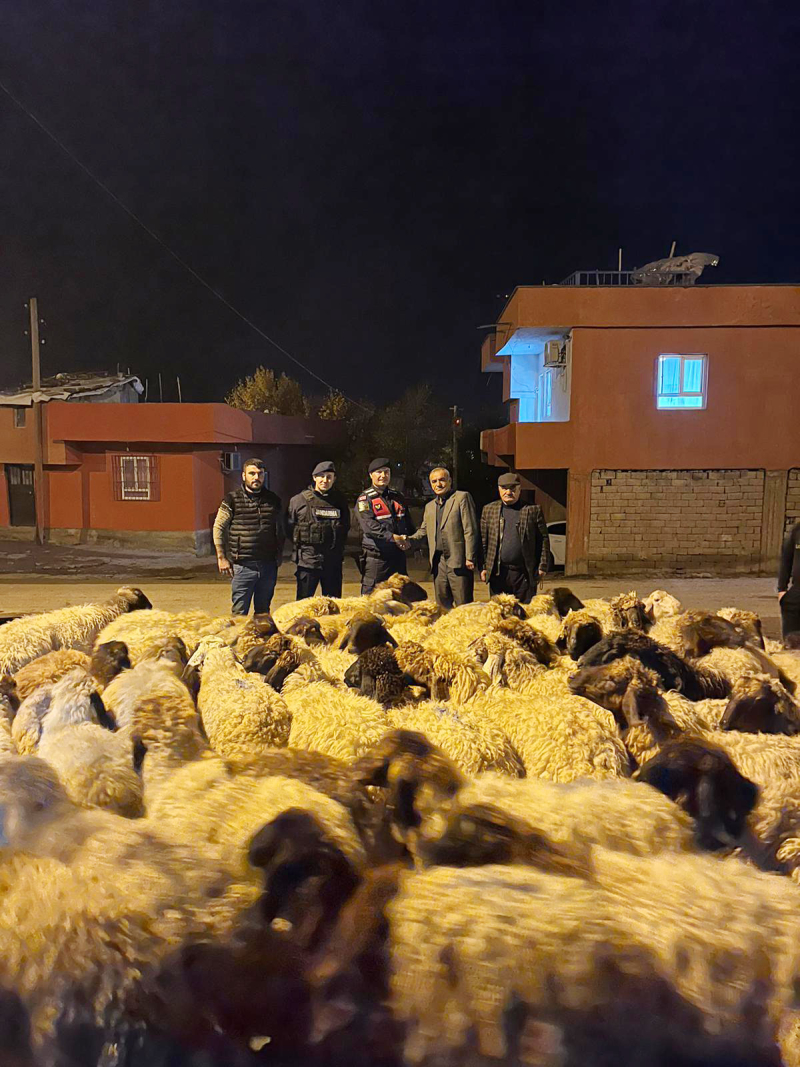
left=404, top=467, right=480, bottom=608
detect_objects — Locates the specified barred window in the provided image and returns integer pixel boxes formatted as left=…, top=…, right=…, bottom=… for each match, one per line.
left=13, top=407, right=26, bottom=428
left=112, top=454, right=160, bottom=501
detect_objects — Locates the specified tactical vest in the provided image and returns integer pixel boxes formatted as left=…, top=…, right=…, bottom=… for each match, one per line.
left=225, top=486, right=282, bottom=562
left=293, top=489, right=343, bottom=550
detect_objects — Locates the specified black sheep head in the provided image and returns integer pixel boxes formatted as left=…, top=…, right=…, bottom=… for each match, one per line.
left=285, top=615, right=325, bottom=647
left=550, top=587, right=585, bottom=618
left=116, top=587, right=152, bottom=612
left=635, top=739, right=758, bottom=851
left=720, top=681, right=800, bottom=736
left=89, top=641, right=131, bottom=688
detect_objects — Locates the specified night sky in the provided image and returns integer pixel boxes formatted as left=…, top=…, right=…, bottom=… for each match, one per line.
left=1, top=1, right=798, bottom=412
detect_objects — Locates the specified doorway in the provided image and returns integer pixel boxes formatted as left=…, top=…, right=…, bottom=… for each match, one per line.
left=6, top=465, right=35, bottom=526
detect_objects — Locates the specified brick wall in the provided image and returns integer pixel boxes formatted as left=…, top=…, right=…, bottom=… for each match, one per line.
left=589, top=469, right=765, bottom=574
left=786, top=469, right=800, bottom=537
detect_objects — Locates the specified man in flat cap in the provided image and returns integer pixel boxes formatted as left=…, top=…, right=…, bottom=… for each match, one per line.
left=286, top=461, right=351, bottom=599
left=355, top=458, right=416, bottom=594
left=407, top=466, right=480, bottom=608
left=213, top=457, right=284, bottom=615
left=479, top=472, right=550, bottom=604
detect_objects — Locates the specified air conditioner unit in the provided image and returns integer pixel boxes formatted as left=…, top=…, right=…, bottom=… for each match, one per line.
left=221, top=451, right=242, bottom=473
left=543, top=339, right=567, bottom=367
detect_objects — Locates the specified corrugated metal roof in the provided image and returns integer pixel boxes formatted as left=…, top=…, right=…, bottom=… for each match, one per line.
left=0, top=372, right=144, bottom=407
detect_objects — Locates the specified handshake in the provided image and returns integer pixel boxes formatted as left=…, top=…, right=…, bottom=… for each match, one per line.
left=392, top=534, right=411, bottom=551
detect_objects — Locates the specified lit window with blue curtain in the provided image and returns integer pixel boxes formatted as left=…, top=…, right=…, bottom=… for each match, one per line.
left=656, top=354, right=707, bottom=409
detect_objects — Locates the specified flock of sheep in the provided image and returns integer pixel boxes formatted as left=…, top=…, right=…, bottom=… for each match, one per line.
left=0, top=577, right=800, bottom=1067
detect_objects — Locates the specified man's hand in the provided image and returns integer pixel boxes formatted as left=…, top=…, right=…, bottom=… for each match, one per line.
left=779, top=590, right=786, bottom=601
left=217, top=555, right=233, bottom=578
left=393, top=534, right=409, bottom=550
left=538, top=566, right=548, bottom=579
left=480, top=570, right=487, bottom=583
left=466, top=560, right=475, bottom=571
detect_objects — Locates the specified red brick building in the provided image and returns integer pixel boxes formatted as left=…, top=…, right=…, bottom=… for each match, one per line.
left=0, top=387, right=344, bottom=553
left=480, top=282, right=800, bottom=576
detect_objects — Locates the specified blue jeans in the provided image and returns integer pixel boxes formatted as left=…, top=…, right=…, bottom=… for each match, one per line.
left=231, top=559, right=278, bottom=616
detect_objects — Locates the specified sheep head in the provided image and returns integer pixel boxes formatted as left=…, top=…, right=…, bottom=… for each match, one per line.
left=717, top=608, right=765, bottom=650
left=338, top=613, right=397, bottom=655
left=643, top=589, right=683, bottom=623
left=114, top=587, right=153, bottom=612
left=635, top=738, right=759, bottom=852
left=549, top=586, right=585, bottom=618
left=139, top=635, right=188, bottom=673
left=556, top=610, right=604, bottom=661
left=248, top=808, right=361, bottom=952
left=285, top=615, right=325, bottom=647
left=492, top=618, right=558, bottom=666
left=0, top=756, right=72, bottom=849
left=344, top=647, right=409, bottom=707
left=374, top=573, right=427, bottom=606
left=610, top=591, right=650, bottom=632
left=89, top=641, right=131, bottom=689
left=720, top=672, right=800, bottom=735
left=414, top=802, right=593, bottom=879
left=488, top=593, right=527, bottom=620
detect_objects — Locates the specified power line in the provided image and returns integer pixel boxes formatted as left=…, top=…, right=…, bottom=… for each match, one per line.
left=0, top=74, right=366, bottom=408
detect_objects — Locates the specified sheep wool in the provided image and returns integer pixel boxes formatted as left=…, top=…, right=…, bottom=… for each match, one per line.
left=464, top=688, right=628, bottom=782
left=286, top=680, right=390, bottom=761
left=0, top=587, right=150, bottom=675
left=272, top=596, right=340, bottom=629
left=97, top=608, right=239, bottom=664
left=450, top=772, right=697, bottom=857
left=389, top=702, right=524, bottom=778
left=12, top=649, right=91, bottom=700
left=37, top=721, right=143, bottom=818
left=197, top=644, right=292, bottom=758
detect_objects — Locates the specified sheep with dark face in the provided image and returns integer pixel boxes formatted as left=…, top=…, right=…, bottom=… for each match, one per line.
left=344, top=647, right=409, bottom=707
left=373, top=573, right=427, bottom=607
left=413, top=802, right=593, bottom=878
left=89, top=640, right=131, bottom=689
left=635, top=738, right=760, bottom=853
left=236, top=613, right=280, bottom=657
left=556, top=610, right=604, bottom=660
left=720, top=672, right=800, bottom=735
left=650, top=610, right=752, bottom=659
left=490, top=617, right=560, bottom=667
left=549, top=586, right=585, bottom=618
left=577, top=629, right=730, bottom=700
left=569, top=658, right=682, bottom=737
left=139, top=634, right=187, bottom=672
left=338, top=612, right=397, bottom=655
left=717, top=608, right=766, bottom=650
left=285, top=615, right=325, bottom=647
left=609, top=591, right=651, bottom=631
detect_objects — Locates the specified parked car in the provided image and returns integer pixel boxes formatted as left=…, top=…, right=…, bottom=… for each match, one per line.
left=547, top=521, right=566, bottom=569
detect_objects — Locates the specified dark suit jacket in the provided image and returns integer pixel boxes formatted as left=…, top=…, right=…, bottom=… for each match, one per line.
left=480, top=500, right=550, bottom=580
left=410, top=490, right=480, bottom=569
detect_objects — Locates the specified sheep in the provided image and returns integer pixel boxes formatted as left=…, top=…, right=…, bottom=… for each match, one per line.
left=273, top=595, right=341, bottom=629
left=720, top=671, right=800, bottom=735
left=388, top=702, right=524, bottom=778
left=101, top=648, right=191, bottom=732
left=286, top=680, right=390, bottom=762
left=485, top=616, right=560, bottom=666
left=192, top=641, right=293, bottom=757
left=569, top=657, right=689, bottom=734
left=423, top=596, right=526, bottom=655
left=11, top=649, right=91, bottom=700
left=235, top=612, right=280, bottom=656
left=88, top=639, right=131, bottom=688
left=394, top=641, right=489, bottom=703
left=384, top=853, right=800, bottom=1067
left=525, top=586, right=585, bottom=619
left=0, top=587, right=151, bottom=675
left=427, top=772, right=698, bottom=860
left=643, top=588, right=684, bottom=622
left=700, top=643, right=796, bottom=692
left=556, top=609, right=605, bottom=660
left=634, top=738, right=761, bottom=854
left=284, top=614, right=326, bottom=646
left=576, top=629, right=730, bottom=699
left=461, top=688, right=629, bottom=782
left=338, top=611, right=398, bottom=654
left=11, top=668, right=108, bottom=755
left=609, top=589, right=651, bottom=631
left=718, top=607, right=766, bottom=650
left=96, top=607, right=239, bottom=664
left=344, top=646, right=411, bottom=707
left=649, top=609, right=752, bottom=659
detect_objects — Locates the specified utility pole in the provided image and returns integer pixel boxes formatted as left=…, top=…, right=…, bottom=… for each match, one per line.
left=451, top=405, right=461, bottom=489
left=176, top=376, right=182, bottom=403
left=28, top=298, right=45, bottom=545
left=158, top=372, right=163, bottom=403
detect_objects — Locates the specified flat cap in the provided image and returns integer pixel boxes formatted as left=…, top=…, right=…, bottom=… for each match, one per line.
left=312, top=460, right=336, bottom=476
left=368, top=457, right=391, bottom=474
left=498, top=472, right=521, bottom=487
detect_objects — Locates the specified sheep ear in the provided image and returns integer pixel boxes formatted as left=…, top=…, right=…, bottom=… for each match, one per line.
left=385, top=630, right=398, bottom=649
left=621, top=686, right=643, bottom=726
left=338, top=629, right=351, bottom=652
left=695, top=773, right=716, bottom=822
left=91, top=691, right=116, bottom=731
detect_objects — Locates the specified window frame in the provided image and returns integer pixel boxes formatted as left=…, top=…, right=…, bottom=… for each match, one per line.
left=655, top=353, right=708, bottom=411
left=13, top=407, right=26, bottom=428
left=111, top=454, right=160, bottom=502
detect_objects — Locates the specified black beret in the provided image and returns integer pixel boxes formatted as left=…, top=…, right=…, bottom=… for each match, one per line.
left=312, top=461, right=336, bottom=476
left=368, top=457, right=391, bottom=474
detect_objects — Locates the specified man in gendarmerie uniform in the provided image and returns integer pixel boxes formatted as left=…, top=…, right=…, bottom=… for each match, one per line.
left=213, top=458, right=283, bottom=615
left=355, top=457, right=415, bottom=595
left=285, top=460, right=351, bottom=600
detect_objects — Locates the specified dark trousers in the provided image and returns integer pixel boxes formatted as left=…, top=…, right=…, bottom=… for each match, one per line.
left=489, top=563, right=535, bottom=604
left=432, top=553, right=473, bottom=609
left=231, top=559, right=278, bottom=616
left=295, top=555, right=344, bottom=600
left=359, top=550, right=407, bottom=595
left=781, top=586, right=800, bottom=640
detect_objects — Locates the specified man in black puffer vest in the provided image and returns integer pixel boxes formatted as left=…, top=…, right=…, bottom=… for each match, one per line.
left=213, top=458, right=283, bottom=615
left=285, top=460, right=351, bottom=599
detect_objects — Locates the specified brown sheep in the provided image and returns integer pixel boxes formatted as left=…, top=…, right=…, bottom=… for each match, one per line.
left=609, top=591, right=651, bottom=631
left=490, top=617, right=560, bottom=666
left=12, top=650, right=91, bottom=700
left=569, top=658, right=681, bottom=736
left=338, top=612, right=397, bottom=654
left=236, top=613, right=281, bottom=656
left=373, top=573, right=427, bottom=606
left=344, top=647, right=409, bottom=707
left=556, top=610, right=604, bottom=660
left=88, top=640, right=131, bottom=689
left=720, top=672, right=800, bottom=735
left=717, top=608, right=766, bottom=650
left=635, top=738, right=760, bottom=854
left=650, top=610, right=752, bottom=659
left=284, top=615, right=326, bottom=646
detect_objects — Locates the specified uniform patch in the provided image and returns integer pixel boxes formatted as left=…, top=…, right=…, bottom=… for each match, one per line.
left=358, top=500, right=370, bottom=512
left=314, top=508, right=340, bottom=519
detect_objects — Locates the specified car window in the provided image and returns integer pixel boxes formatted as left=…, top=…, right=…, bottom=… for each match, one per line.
left=548, top=522, right=566, bottom=536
